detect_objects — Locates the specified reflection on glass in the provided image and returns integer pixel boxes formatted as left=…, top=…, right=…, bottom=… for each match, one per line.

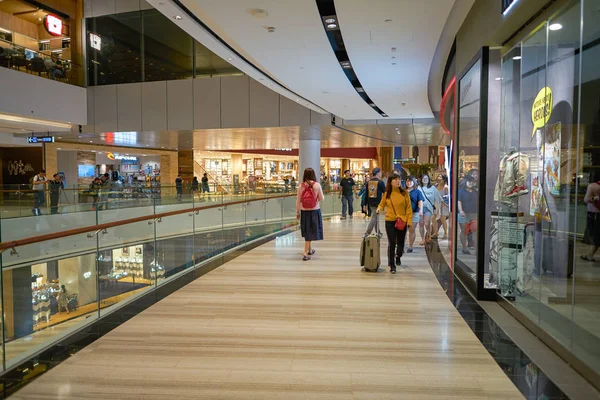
left=497, top=0, right=600, bottom=379
left=456, top=58, right=481, bottom=278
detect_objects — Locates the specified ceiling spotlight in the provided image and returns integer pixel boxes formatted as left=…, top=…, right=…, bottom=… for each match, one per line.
left=327, top=23, right=337, bottom=29
left=174, top=15, right=182, bottom=20
left=325, top=17, right=336, bottom=23
left=549, top=23, right=563, bottom=31
left=495, top=77, right=502, bottom=81
left=355, top=87, right=365, bottom=93
left=267, top=26, right=275, bottom=33
left=385, top=19, right=393, bottom=23
left=382, top=113, right=388, bottom=117
left=340, top=61, right=351, bottom=69
left=513, top=55, right=522, bottom=60
left=57, top=136, right=62, bottom=139
left=368, top=103, right=375, bottom=107
left=227, top=57, right=233, bottom=61
left=89, top=140, right=93, bottom=143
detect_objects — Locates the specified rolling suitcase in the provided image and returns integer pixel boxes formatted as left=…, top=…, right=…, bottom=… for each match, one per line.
left=360, top=217, right=381, bottom=272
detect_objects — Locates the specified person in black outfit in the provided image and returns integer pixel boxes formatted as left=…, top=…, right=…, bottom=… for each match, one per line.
left=175, top=175, right=183, bottom=201
left=201, top=173, right=210, bottom=193
left=339, top=170, right=358, bottom=219
left=48, top=174, right=63, bottom=214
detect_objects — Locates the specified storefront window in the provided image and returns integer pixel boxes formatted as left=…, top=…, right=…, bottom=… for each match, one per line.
left=456, top=57, right=482, bottom=279
left=497, top=0, right=600, bottom=377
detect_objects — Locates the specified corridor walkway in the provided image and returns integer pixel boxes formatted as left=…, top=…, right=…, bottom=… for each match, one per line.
left=13, top=218, right=523, bottom=399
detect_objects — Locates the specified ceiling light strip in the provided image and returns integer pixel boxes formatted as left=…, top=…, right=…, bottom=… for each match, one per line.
left=171, top=0, right=329, bottom=115
left=315, top=0, right=388, bottom=117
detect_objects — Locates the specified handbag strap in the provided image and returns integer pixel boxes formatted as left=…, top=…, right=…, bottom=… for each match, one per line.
left=422, top=187, right=435, bottom=209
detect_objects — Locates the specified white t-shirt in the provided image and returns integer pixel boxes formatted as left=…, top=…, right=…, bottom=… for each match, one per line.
left=33, top=174, right=46, bottom=191
left=584, top=182, right=600, bottom=213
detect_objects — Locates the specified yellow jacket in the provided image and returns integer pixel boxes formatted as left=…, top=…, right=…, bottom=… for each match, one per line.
left=377, top=189, right=413, bottom=226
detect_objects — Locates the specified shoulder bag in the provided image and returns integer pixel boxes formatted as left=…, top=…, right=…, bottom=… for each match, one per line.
left=390, top=193, right=407, bottom=230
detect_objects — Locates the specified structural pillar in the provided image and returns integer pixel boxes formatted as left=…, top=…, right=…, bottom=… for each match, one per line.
left=299, top=129, right=321, bottom=180
left=341, top=159, right=350, bottom=173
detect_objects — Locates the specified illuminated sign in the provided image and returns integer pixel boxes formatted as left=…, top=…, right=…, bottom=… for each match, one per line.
left=90, top=33, right=101, bottom=50
left=44, top=14, right=63, bottom=36
left=502, top=0, right=519, bottom=14
left=275, top=148, right=293, bottom=151
left=531, top=86, right=553, bottom=137
left=107, top=152, right=137, bottom=161
left=27, top=136, right=54, bottom=144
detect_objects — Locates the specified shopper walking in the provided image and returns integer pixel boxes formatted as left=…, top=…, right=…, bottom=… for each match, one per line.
left=175, top=175, right=183, bottom=201
left=98, top=173, right=110, bottom=210
left=406, top=176, right=424, bottom=252
left=201, top=173, right=210, bottom=193
left=582, top=179, right=600, bottom=261
left=418, top=174, right=443, bottom=244
left=433, top=174, right=450, bottom=239
left=296, top=168, right=324, bottom=261
left=376, top=173, right=412, bottom=274
left=364, top=168, right=386, bottom=236
left=458, top=175, right=478, bottom=254
left=339, top=170, right=358, bottom=219
left=89, top=177, right=102, bottom=210
left=31, top=169, right=48, bottom=216
left=48, top=173, right=64, bottom=214
left=57, top=284, right=70, bottom=315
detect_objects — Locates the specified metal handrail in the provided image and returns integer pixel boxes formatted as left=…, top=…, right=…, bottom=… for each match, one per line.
left=0, top=193, right=298, bottom=252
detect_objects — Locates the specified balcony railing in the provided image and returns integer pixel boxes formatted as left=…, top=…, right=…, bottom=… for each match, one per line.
left=0, top=191, right=340, bottom=376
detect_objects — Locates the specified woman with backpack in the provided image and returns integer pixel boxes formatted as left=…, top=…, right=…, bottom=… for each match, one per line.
left=376, top=173, right=412, bottom=274
left=296, top=168, right=324, bottom=261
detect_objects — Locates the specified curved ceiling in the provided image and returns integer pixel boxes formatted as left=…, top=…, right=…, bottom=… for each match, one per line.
left=176, top=0, right=457, bottom=120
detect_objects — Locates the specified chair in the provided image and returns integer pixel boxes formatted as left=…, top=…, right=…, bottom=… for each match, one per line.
left=11, top=55, right=28, bottom=71
left=29, top=57, right=45, bottom=76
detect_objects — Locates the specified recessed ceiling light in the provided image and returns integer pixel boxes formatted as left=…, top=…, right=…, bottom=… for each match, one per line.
left=549, top=23, right=562, bottom=31
left=227, top=57, right=233, bottom=61
left=89, top=140, right=93, bottom=143
left=385, top=19, right=392, bottom=23
left=327, top=23, right=337, bottom=29
left=513, top=56, right=522, bottom=60
left=382, top=113, right=388, bottom=117
left=495, top=77, right=502, bottom=81
left=368, top=103, right=375, bottom=107
left=174, top=15, right=182, bottom=20
left=57, top=136, right=62, bottom=139
left=355, top=87, right=365, bottom=93
left=325, top=18, right=336, bottom=23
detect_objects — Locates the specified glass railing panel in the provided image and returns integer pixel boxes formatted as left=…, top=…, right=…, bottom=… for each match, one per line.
left=154, top=210, right=195, bottom=280
left=3, top=250, right=99, bottom=368
left=222, top=203, right=246, bottom=248
left=246, top=197, right=267, bottom=241
left=193, top=206, right=225, bottom=265
left=97, top=219, right=156, bottom=316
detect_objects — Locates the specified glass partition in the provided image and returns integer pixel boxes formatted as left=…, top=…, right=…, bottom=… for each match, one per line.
left=496, top=0, right=600, bottom=381
left=0, top=193, right=300, bottom=371
left=86, top=10, right=242, bottom=86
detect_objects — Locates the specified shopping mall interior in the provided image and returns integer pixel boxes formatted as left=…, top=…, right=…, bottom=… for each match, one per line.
left=0, top=0, right=599, bottom=398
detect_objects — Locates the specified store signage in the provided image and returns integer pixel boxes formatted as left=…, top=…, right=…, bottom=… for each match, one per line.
left=531, top=86, right=553, bottom=137
left=27, top=136, right=54, bottom=144
left=90, top=33, right=101, bottom=50
left=44, top=14, right=63, bottom=37
left=502, top=0, right=519, bottom=14
left=107, top=152, right=137, bottom=161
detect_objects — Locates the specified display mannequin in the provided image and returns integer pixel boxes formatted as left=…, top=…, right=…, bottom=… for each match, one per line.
left=494, top=147, right=530, bottom=203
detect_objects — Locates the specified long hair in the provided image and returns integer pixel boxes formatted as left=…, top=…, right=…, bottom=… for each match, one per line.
left=302, top=168, right=317, bottom=183
left=385, top=173, right=406, bottom=199
left=437, top=174, right=448, bottom=185
left=420, top=173, right=432, bottom=188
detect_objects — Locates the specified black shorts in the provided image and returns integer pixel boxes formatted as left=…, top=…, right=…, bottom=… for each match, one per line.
left=586, top=212, right=600, bottom=246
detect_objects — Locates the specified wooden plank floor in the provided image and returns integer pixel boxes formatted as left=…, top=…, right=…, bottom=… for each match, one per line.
left=13, top=217, right=524, bottom=399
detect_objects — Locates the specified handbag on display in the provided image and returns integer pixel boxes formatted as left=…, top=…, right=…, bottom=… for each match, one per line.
left=390, top=195, right=407, bottom=230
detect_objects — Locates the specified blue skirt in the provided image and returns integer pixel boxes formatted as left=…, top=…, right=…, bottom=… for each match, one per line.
left=301, top=209, right=324, bottom=241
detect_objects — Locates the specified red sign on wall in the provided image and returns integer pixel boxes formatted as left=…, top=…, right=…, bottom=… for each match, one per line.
left=44, top=14, right=63, bottom=36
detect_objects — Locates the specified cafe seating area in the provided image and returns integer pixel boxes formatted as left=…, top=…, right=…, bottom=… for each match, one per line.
left=0, top=41, right=71, bottom=82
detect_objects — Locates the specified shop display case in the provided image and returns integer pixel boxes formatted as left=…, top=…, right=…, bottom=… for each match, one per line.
left=453, top=46, right=502, bottom=300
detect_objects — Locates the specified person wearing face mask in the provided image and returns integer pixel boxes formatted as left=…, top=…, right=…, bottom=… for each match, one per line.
left=458, top=175, right=478, bottom=254
left=376, top=173, right=412, bottom=274
left=418, top=174, right=443, bottom=244
left=405, top=176, right=424, bottom=253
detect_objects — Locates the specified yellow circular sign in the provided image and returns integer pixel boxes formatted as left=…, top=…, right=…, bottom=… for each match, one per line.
left=531, top=86, right=553, bottom=137
left=107, top=152, right=115, bottom=160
